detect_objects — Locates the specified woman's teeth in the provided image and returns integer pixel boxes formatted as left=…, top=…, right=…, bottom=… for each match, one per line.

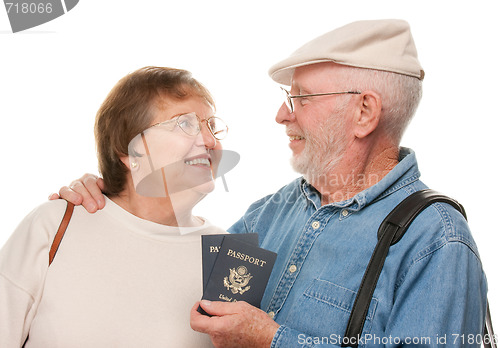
left=185, top=158, right=210, bottom=166
left=289, top=135, right=304, bottom=141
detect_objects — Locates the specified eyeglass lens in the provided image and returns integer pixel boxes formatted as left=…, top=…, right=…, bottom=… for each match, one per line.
left=281, top=87, right=294, bottom=113
left=177, top=114, right=228, bottom=140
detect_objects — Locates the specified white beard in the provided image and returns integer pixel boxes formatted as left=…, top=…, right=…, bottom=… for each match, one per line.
left=291, top=126, right=347, bottom=185
left=290, top=101, right=350, bottom=185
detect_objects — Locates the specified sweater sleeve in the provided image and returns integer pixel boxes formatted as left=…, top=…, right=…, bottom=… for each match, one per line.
left=0, top=273, right=36, bottom=346
left=0, top=200, right=67, bottom=347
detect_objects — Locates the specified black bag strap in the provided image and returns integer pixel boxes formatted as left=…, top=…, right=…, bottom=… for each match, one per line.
left=342, top=189, right=494, bottom=348
left=484, top=302, right=497, bottom=348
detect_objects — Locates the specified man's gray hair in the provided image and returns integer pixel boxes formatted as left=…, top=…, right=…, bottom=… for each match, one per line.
left=335, top=65, right=423, bottom=143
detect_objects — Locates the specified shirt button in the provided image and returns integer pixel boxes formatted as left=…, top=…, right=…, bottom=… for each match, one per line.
left=341, top=209, right=349, bottom=217
left=268, top=311, right=275, bottom=319
left=289, top=264, right=297, bottom=273
left=311, top=221, right=320, bottom=229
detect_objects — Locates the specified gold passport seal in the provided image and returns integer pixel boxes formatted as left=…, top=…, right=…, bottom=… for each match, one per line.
left=224, top=266, right=253, bottom=295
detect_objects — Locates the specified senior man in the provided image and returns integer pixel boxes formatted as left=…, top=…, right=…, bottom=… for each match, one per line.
left=56, top=20, right=487, bottom=347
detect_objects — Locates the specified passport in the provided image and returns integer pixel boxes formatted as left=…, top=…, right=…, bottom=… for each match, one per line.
left=199, top=236, right=277, bottom=315
left=201, top=233, right=259, bottom=292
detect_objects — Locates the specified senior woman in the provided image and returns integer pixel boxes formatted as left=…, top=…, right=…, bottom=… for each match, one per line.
left=0, top=67, right=228, bottom=347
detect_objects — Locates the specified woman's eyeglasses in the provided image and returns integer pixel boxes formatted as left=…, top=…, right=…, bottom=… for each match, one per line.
left=150, top=112, right=228, bottom=140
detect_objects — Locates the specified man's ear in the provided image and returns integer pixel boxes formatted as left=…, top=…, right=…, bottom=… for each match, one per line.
left=353, top=90, right=382, bottom=139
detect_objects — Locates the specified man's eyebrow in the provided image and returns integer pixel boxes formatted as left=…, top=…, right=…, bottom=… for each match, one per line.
left=296, top=84, right=313, bottom=95
left=299, top=87, right=313, bottom=95
left=291, top=83, right=311, bottom=95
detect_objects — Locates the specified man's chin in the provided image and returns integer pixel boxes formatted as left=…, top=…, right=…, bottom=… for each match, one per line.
left=290, top=157, right=318, bottom=184
left=290, top=157, right=307, bottom=175
left=290, top=154, right=343, bottom=186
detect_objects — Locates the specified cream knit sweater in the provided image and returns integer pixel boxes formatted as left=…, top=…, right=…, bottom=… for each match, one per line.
left=0, top=197, right=226, bottom=347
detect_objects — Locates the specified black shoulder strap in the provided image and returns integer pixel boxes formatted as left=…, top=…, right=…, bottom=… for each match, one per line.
left=341, top=189, right=469, bottom=347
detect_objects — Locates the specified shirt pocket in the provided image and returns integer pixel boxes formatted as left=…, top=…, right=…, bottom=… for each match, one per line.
left=283, top=278, right=378, bottom=342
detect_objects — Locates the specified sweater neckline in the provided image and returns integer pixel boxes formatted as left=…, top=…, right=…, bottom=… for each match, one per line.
left=101, top=196, right=211, bottom=238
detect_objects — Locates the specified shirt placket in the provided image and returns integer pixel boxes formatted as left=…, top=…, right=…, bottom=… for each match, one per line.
left=265, top=209, right=330, bottom=319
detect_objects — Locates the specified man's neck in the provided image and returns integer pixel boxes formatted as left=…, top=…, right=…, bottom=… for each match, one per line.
left=309, top=146, right=399, bottom=206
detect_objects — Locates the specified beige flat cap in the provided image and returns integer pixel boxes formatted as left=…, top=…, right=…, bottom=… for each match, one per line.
left=269, top=19, right=424, bottom=85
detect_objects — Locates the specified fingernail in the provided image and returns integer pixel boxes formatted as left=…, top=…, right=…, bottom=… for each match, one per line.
left=48, top=193, right=57, bottom=200
left=201, top=300, right=211, bottom=306
left=96, top=199, right=103, bottom=208
left=88, top=203, right=96, bottom=211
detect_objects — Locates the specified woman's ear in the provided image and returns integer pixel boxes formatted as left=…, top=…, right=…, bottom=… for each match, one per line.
left=120, top=156, right=134, bottom=171
left=353, top=90, right=382, bottom=139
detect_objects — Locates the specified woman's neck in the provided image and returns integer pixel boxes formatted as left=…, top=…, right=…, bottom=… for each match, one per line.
left=110, top=189, right=204, bottom=227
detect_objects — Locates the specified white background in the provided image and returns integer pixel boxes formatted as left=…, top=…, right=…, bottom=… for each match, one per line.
left=1, top=0, right=498, bottom=327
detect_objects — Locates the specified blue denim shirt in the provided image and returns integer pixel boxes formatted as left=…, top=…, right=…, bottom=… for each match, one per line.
left=229, top=148, right=487, bottom=347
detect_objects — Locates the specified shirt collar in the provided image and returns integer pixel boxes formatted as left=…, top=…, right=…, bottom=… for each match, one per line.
left=300, top=147, right=420, bottom=211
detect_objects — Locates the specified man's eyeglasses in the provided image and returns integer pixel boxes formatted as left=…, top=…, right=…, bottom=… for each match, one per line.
left=280, top=87, right=361, bottom=113
left=149, top=112, right=228, bottom=140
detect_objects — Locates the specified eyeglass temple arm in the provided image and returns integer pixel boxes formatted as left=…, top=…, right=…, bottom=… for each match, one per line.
left=289, top=91, right=361, bottom=99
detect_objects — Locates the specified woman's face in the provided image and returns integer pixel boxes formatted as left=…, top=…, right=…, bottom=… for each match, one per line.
left=128, top=95, right=223, bottom=198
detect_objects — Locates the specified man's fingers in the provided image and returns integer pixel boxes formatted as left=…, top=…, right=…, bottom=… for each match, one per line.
left=190, top=300, right=279, bottom=347
left=96, top=178, right=106, bottom=209
left=96, top=177, right=105, bottom=190
left=198, top=300, right=243, bottom=317
left=48, top=193, right=60, bottom=200
left=58, top=186, right=84, bottom=205
left=56, top=174, right=106, bottom=213
left=190, top=302, right=218, bottom=334
left=81, top=174, right=106, bottom=209
left=190, top=301, right=237, bottom=332
left=74, top=180, right=98, bottom=213
left=60, top=180, right=97, bottom=213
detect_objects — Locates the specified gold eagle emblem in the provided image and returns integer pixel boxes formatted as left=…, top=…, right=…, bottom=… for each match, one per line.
left=224, top=266, right=252, bottom=295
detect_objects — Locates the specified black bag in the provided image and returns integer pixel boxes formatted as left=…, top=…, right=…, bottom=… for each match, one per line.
left=341, top=189, right=495, bottom=348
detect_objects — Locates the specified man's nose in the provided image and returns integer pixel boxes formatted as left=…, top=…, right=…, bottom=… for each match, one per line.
left=275, top=102, right=295, bottom=124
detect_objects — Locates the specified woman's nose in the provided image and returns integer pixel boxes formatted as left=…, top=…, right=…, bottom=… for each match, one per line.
left=196, top=123, right=217, bottom=149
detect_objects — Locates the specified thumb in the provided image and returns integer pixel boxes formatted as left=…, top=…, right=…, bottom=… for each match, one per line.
left=199, top=300, right=244, bottom=316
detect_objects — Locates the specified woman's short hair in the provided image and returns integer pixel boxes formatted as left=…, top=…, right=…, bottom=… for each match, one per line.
left=94, top=66, right=215, bottom=196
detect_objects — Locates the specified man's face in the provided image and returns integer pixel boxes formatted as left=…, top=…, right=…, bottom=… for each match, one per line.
left=275, top=63, right=354, bottom=182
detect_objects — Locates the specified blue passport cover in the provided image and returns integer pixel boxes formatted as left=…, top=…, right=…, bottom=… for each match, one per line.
left=201, top=233, right=259, bottom=291
left=199, top=236, right=277, bottom=313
